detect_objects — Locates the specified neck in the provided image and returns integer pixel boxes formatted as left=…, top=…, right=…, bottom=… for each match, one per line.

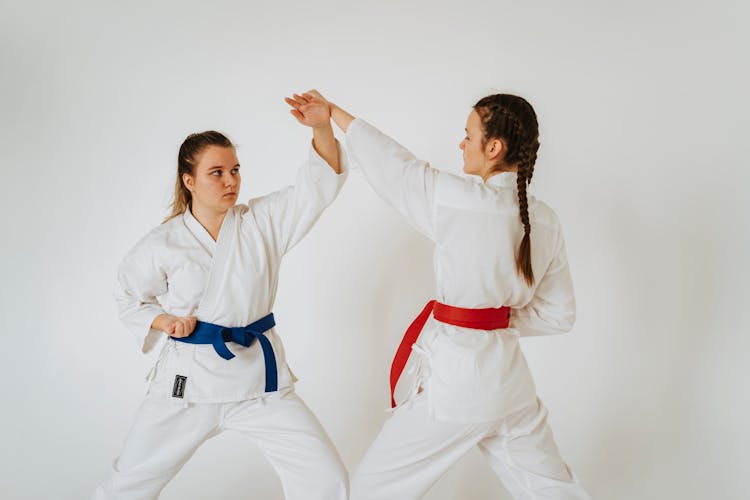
left=190, top=203, right=227, bottom=241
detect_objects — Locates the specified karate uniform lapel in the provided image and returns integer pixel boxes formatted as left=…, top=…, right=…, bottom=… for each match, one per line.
left=183, top=207, right=238, bottom=320
left=183, top=208, right=218, bottom=256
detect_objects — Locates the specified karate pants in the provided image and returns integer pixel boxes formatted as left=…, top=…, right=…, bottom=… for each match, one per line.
left=92, top=390, right=348, bottom=500
left=351, top=394, right=590, bottom=500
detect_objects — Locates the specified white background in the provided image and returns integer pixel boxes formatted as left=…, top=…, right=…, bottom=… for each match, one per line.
left=1, top=1, right=748, bottom=499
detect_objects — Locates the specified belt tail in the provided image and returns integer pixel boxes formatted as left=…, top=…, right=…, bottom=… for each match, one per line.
left=389, top=300, right=436, bottom=408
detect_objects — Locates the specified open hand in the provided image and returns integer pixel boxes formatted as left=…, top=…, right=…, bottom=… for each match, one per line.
left=284, top=90, right=331, bottom=128
left=303, top=89, right=329, bottom=104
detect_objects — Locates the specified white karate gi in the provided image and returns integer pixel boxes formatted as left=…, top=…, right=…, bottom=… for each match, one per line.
left=344, top=119, right=589, bottom=499
left=92, top=143, right=349, bottom=500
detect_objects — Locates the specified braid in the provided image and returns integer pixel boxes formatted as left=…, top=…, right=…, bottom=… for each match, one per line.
left=523, top=141, right=538, bottom=185
left=516, top=149, right=535, bottom=286
left=474, top=93, right=540, bottom=287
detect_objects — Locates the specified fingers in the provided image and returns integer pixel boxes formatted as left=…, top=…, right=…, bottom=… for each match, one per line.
left=187, top=315, right=197, bottom=335
left=173, top=320, right=184, bottom=338
left=286, top=93, right=330, bottom=126
left=293, top=93, right=310, bottom=104
left=170, top=316, right=195, bottom=338
left=285, top=92, right=327, bottom=111
left=285, top=94, right=310, bottom=110
left=305, top=89, right=325, bottom=101
left=284, top=97, right=302, bottom=110
left=299, top=102, right=319, bottom=112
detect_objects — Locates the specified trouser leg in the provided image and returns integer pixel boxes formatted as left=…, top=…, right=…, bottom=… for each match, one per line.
left=351, top=395, right=495, bottom=500
left=223, top=391, right=348, bottom=500
left=478, top=398, right=590, bottom=500
left=92, top=397, right=221, bottom=500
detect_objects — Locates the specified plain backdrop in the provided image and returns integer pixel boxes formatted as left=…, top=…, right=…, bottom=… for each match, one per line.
left=1, top=1, right=748, bottom=499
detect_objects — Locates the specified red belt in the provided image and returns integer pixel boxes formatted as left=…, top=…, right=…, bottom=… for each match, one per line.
left=389, top=300, right=511, bottom=407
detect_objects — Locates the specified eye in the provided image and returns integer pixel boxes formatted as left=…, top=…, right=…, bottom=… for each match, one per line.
left=210, top=170, right=222, bottom=176
left=231, top=168, right=239, bottom=175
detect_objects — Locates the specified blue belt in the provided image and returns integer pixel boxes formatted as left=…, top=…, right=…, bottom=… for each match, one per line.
left=174, top=313, right=278, bottom=392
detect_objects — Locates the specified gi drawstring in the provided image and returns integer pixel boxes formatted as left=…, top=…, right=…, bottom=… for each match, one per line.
left=145, top=339, right=175, bottom=383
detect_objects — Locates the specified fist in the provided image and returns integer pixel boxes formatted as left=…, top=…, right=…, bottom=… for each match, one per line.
left=161, top=315, right=197, bottom=338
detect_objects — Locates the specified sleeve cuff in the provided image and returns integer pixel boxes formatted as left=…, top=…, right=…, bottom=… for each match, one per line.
left=344, top=117, right=369, bottom=143
left=137, top=309, right=167, bottom=354
left=308, top=138, right=349, bottom=177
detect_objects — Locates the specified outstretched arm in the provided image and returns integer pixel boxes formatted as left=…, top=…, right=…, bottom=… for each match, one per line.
left=290, top=90, right=438, bottom=239
left=244, top=91, right=348, bottom=256
left=285, top=91, right=341, bottom=173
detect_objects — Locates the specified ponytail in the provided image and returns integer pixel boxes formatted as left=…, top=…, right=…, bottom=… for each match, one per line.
left=163, top=130, right=234, bottom=223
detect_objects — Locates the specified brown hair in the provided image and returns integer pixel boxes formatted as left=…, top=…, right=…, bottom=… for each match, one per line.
left=474, top=94, right=540, bottom=286
left=163, top=131, right=234, bottom=223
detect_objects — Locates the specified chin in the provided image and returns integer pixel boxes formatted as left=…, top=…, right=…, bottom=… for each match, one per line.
left=217, top=199, right=236, bottom=211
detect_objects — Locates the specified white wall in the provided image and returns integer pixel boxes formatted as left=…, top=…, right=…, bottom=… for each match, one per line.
left=1, top=1, right=748, bottom=498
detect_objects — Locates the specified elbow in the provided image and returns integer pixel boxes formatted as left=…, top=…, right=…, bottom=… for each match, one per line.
left=554, top=302, right=576, bottom=334
left=560, top=310, right=576, bottom=334
left=543, top=305, right=576, bottom=336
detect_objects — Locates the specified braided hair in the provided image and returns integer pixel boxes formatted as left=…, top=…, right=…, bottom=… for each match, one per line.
left=474, top=94, right=540, bottom=286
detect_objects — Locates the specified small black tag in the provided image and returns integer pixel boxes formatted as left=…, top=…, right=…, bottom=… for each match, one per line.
left=172, top=375, right=187, bottom=398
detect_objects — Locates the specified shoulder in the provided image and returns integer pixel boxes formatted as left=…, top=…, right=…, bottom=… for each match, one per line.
left=436, top=172, right=519, bottom=213
left=123, top=216, right=182, bottom=263
left=435, top=171, right=479, bottom=199
left=239, top=193, right=278, bottom=221
left=231, top=203, right=250, bottom=217
left=528, top=197, right=561, bottom=231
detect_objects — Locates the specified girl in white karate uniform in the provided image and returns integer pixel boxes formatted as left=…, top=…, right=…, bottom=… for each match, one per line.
left=286, top=91, right=590, bottom=499
left=92, top=97, right=349, bottom=500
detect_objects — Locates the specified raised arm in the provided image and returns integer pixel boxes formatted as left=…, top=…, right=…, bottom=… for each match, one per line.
left=245, top=92, right=348, bottom=255
left=296, top=91, right=438, bottom=239
left=285, top=91, right=340, bottom=173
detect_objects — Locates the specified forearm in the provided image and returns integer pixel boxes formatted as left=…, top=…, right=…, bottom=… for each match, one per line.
left=510, top=306, right=576, bottom=337
left=330, top=103, right=355, bottom=133
left=312, top=124, right=341, bottom=173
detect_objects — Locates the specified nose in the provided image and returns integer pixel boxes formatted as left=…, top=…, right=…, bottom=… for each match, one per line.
left=459, top=140, right=465, bottom=151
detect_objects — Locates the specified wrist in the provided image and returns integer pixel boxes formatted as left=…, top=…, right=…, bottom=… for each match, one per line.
left=312, top=122, right=334, bottom=132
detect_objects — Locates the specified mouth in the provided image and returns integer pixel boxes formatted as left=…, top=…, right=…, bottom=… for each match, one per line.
left=223, top=192, right=237, bottom=199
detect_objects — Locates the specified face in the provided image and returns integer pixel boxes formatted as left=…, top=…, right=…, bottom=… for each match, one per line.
left=183, top=145, right=240, bottom=215
left=459, top=109, right=504, bottom=177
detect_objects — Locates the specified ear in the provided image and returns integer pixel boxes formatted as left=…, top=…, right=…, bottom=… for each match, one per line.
left=182, top=172, right=194, bottom=193
left=485, top=138, right=505, bottom=162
